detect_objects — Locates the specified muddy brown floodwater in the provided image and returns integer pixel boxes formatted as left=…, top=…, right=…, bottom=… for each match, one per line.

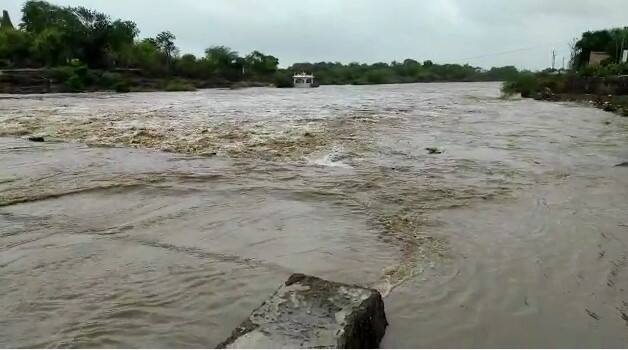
left=1, top=82, right=628, bottom=347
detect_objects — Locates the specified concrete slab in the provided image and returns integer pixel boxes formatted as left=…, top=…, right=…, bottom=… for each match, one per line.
left=217, top=273, right=387, bottom=348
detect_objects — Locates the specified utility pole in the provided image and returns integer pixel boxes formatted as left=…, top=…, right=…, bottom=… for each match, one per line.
left=562, top=56, right=565, bottom=71
left=621, top=28, right=626, bottom=63
left=551, top=49, right=556, bottom=70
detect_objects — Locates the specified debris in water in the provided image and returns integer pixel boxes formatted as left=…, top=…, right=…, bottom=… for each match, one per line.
left=425, top=147, right=443, bottom=154
left=620, top=311, right=628, bottom=324
left=27, top=136, right=45, bottom=142
left=585, top=309, right=600, bottom=320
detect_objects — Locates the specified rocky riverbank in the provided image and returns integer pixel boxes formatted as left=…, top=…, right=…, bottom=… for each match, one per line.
left=530, top=88, right=628, bottom=117
left=503, top=73, right=628, bottom=117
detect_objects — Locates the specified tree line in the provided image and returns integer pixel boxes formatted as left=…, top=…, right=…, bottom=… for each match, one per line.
left=287, top=61, right=519, bottom=85
left=1, top=1, right=521, bottom=91
left=571, top=27, right=628, bottom=71
left=0, top=2, right=280, bottom=83
left=502, top=26, right=628, bottom=99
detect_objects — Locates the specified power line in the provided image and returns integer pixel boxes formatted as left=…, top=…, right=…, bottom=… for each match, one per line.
left=447, top=41, right=567, bottom=63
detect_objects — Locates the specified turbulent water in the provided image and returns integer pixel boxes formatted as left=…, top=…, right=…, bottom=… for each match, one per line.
left=1, top=82, right=628, bottom=347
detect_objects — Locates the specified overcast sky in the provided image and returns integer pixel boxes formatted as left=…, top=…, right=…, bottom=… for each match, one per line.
left=3, top=0, right=628, bottom=69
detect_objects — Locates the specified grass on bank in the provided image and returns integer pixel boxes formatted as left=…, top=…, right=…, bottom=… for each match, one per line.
left=162, top=80, right=197, bottom=92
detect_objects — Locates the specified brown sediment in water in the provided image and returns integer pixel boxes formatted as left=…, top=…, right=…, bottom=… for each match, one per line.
left=0, top=183, right=144, bottom=207
left=0, top=176, right=169, bottom=208
left=5, top=84, right=624, bottom=347
left=0, top=111, right=385, bottom=161
left=0, top=116, right=337, bottom=161
left=0, top=105, right=457, bottom=295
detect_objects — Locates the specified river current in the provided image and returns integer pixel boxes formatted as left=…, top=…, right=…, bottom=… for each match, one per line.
left=1, top=82, right=627, bottom=347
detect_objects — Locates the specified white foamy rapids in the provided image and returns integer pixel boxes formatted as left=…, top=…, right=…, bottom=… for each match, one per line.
left=308, top=146, right=353, bottom=168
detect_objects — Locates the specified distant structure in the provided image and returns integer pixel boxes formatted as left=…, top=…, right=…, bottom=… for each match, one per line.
left=588, top=51, right=610, bottom=66
left=292, top=72, right=315, bottom=88
left=1, top=10, right=14, bottom=31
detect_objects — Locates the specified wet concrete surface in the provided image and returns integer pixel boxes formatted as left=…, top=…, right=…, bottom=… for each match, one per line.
left=219, top=273, right=386, bottom=348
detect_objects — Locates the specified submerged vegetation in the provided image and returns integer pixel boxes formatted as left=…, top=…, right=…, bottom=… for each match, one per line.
left=1, top=1, right=520, bottom=92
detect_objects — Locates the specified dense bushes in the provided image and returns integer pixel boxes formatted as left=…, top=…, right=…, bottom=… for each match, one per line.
left=571, top=28, right=628, bottom=70
left=48, top=63, right=92, bottom=92
left=0, top=0, right=535, bottom=92
left=286, top=61, right=520, bottom=86
left=273, top=71, right=293, bottom=88
left=0, top=0, right=523, bottom=91
left=579, top=63, right=628, bottom=77
left=502, top=72, right=539, bottom=97
left=501, top=71, right=574, bottom=98
left=0, top=1, right=279, bottom=86
left=163, top=80, right=197, bottom=92
left=502, top=25, right=628, bottom=98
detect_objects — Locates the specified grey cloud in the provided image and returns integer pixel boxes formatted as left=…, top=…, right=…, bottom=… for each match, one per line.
left=3, top=0, right=627, bottom=69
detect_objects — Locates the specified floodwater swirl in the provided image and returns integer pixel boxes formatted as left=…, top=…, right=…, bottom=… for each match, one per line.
left=1, top=82, right=628, bottom=347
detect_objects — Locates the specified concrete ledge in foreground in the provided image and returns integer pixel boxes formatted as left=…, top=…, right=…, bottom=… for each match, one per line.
left=217, top=273, right=387, bottom=348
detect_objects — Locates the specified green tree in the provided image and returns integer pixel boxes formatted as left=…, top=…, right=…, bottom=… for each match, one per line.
left=205, top=45, right=242, bottom=80
left=244, top=50, right=278, bottom=76
left=21, top=1, right=72, bottom=33
left=155, top=31, right=177, bottom=69
left=205, top=45, right=238, bottom=67
left=31, top=27, right=67, bottom=65
left=0, top=28, right=32, bottom=66
left=175, top=53, right=198, bottom=77
left=485, top=65, right=519, bottom=81
left=130, top=38, right=165, bottom=75
left=365, top=68, right=392, bottom=84
left=106, top=20, right=139, bottom=66
left=74, top=7, right=114, bottom=67
left=17, top=1, right=140, bottom=68
left=572, top=27, right=628, bottom=69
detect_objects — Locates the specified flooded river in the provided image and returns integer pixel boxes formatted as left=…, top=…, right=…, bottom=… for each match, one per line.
left=1, top=82, right=628, bottom=347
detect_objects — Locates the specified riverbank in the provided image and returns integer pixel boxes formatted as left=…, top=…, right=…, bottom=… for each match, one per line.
left=0, top=68, right=274, bottom=94
left=563, top=94, right=628, bottom=116
left=533, top=91, right=628, bottom=117
left=0, top=67, right=513, bottom=94
left=2, top=83, right=628, bottom=347
left=502, top=72, right=628, bottom=117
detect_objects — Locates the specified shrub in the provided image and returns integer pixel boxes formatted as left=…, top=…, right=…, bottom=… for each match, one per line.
left=48, top=66, right=75, bottom=82
left=47, top=63, right=91, bottom=92
left=114, top=81, right=131, bottom=93
left=538, top=74, right=566, bottom=93
left=273, top=71, right=292, bottom=88
left=65, top=74, right=85, bottom=92
left=502, top=72, right=539, bottom=97
left=365, top=69, right=392, bottom=84
left=100, top=72, right=131, bottom=92
left=163, top=80, right=197, bottom=91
